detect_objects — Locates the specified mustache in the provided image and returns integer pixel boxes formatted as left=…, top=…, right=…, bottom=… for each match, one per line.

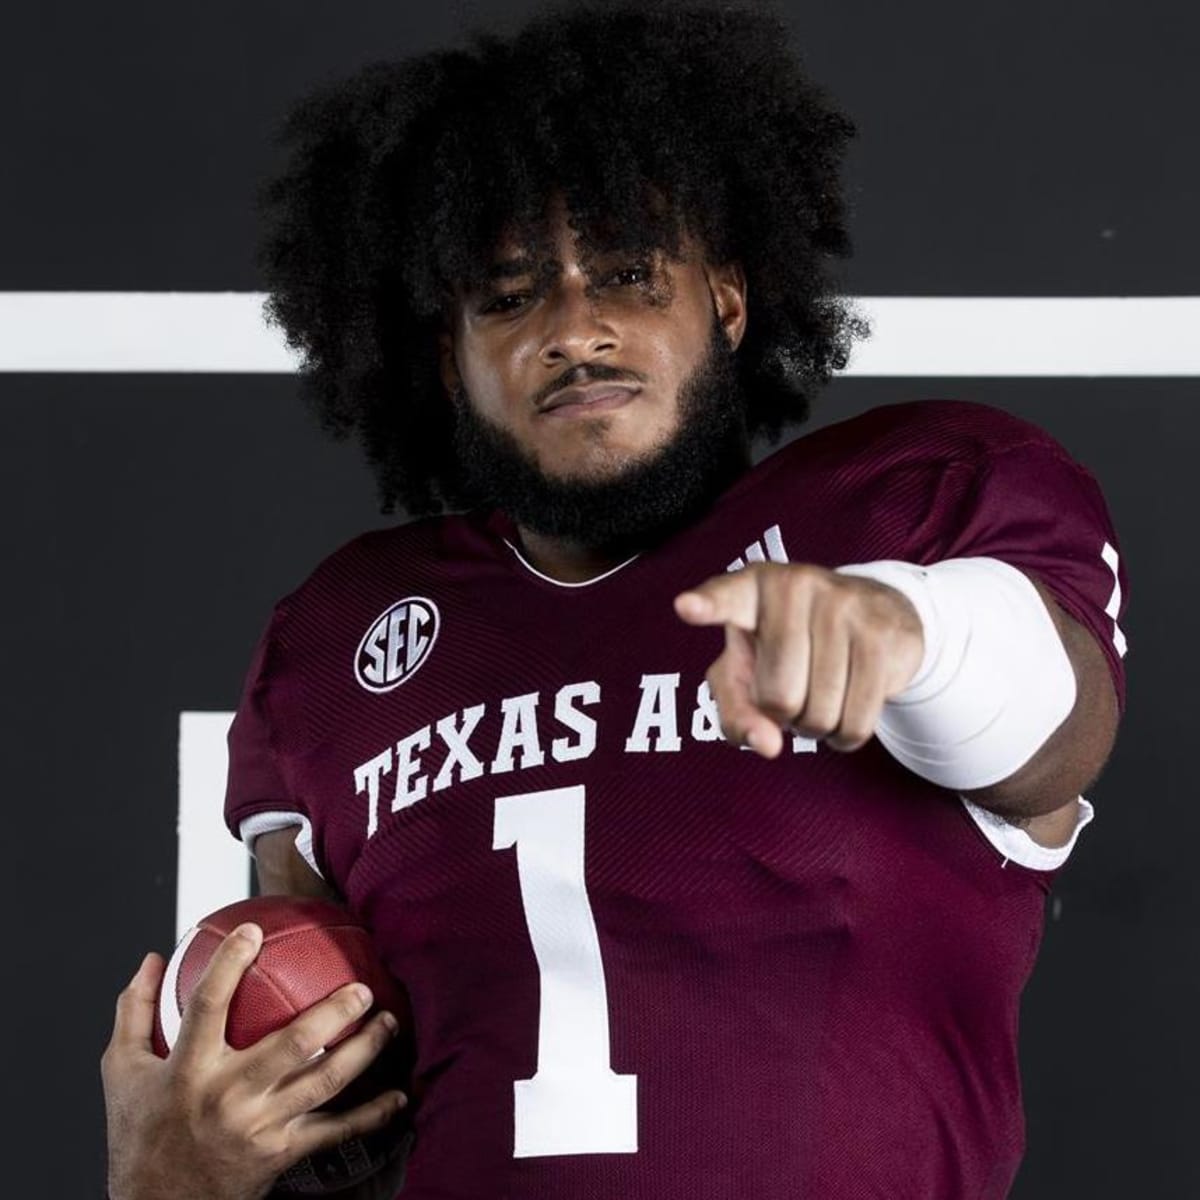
left=534, top=362, right=643, bottom=409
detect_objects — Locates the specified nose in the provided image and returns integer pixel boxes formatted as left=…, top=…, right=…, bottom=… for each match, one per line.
left=536, top=271, right=619, bottom=369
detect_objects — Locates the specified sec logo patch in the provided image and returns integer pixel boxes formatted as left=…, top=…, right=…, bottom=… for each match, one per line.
left=355, top=597, right=440, bottom=693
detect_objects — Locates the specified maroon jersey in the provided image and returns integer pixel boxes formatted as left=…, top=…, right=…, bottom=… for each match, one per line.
left=225, top=400, right=1128, bottom=1199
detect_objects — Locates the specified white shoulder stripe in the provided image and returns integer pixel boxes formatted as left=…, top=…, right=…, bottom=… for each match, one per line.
left=1101, top=541, right=1128, bottom=658
left=763, top=524, right=788, bottom=564
left=727, top=526, right=789, bottom=573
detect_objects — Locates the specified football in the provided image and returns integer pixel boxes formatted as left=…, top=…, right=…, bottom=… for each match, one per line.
left=153, top=895, right=416, bottom=1194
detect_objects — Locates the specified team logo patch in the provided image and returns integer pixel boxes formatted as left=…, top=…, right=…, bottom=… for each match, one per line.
left=354, top=597, right=440, bottom=693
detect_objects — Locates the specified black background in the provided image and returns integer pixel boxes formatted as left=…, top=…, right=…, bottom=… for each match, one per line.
left=2, top=0, right=1192, bottom=1194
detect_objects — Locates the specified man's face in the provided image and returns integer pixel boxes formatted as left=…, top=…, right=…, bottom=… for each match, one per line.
left=438, top=195, right=749, bottom=549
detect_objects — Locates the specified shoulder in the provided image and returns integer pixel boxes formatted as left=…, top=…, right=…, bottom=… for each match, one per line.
left=297, top=513, right=461, bottom=592
left=309, top=515, right=450, bottom=581
left=723, top=399, right=1100, bottom=565
left=267, top=513, right=467, bottom=636
left=764, top=398, right=1075, bottom=480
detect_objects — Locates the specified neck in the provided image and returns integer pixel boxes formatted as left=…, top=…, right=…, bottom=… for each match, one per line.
left=514, top=526, right=637, bottom=583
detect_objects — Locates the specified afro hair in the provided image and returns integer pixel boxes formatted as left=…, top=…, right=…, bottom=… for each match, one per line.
left=256, top=0, right=867, bottom=515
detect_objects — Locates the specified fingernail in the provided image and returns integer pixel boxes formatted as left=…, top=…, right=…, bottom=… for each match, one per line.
left=380, top=1011, right=399, bottom=1034
left=745, top=729, right=760, bottom=751
left=354, top=984, right=374, bottom=1009
left=235, top=922, right=262, bottom=948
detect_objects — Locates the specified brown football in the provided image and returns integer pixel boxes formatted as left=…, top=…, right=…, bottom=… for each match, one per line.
left=153, top=895, right=416, bottom=1194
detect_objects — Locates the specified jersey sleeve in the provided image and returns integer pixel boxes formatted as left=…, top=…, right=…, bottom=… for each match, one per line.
left=223, top=601, right=321, bottom=874
left=960, top=794, right=1094, bottom=873
left=873, top=405, right=1130, bottom=878
left=915, top=427, right=1130, bottom=718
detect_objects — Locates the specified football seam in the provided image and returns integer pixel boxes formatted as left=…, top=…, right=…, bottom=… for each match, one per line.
left=264, top=926, right=375, bottom=1020
left=241, top=956, right=302, bottom=1038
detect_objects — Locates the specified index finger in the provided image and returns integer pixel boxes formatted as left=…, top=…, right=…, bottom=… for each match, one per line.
left=108, top=951, right=167, bottom=1055
left=674, top=570, right=761, bottom=632
left=171, top=922, right=264, bottom=1060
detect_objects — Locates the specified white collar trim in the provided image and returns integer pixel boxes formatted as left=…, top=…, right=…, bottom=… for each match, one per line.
left=501, top=537, right=641, bottom=588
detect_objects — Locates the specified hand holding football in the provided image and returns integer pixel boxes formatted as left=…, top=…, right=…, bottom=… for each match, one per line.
left=102, top=896, right=415, bottom=1200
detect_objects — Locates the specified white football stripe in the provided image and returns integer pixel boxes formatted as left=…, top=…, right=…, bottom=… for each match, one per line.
left=158, top=924, right=201, bottom=1052
left=0, top=294, right=1198, bottom=375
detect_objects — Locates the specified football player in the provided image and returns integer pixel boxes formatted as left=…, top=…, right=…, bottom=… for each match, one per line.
left=102, top=3, right=1127, bottom=1198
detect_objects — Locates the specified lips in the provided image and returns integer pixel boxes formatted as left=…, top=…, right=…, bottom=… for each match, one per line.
left=539, top=382, right=642, bottom=413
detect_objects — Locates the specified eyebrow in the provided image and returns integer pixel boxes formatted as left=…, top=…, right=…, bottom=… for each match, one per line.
left=474, top=248, right=650, bottom=295
left=485, top=256, right=545, bottom=282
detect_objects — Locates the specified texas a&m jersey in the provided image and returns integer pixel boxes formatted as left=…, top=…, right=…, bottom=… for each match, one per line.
left=225, top=399, right=1128, bottom=1199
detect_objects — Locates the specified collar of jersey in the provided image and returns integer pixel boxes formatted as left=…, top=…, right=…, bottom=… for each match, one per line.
left=500, top=536, right=642, bottom=588
left=476, top=506, right=643, bottom=588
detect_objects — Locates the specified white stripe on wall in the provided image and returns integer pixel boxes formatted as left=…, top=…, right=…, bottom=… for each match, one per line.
left=847, top=297, right=1200, bottom=377
left=1, top=293, right=1198, bottom=376
left=178, top=711, right=248, bottom=941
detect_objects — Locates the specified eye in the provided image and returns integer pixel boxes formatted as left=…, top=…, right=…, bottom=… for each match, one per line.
left=480, top=292, right=530, bottom=315
left=480, top=264, right=651, bottom=313
left=608, top=264, right=652, bottom=286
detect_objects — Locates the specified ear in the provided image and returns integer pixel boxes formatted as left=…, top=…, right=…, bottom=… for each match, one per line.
left=706, top=259, right=748, bottom=352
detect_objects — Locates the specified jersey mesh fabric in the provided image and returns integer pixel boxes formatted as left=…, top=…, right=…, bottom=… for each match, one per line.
left=225, top=399, right=1128, bottom=1199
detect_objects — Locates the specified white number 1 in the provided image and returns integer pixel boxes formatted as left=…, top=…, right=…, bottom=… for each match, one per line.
left=493, top=784, right=638, bottom=1158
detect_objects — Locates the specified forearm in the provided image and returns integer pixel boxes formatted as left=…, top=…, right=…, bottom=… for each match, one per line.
left=837, top=558, right=1119, bottom=823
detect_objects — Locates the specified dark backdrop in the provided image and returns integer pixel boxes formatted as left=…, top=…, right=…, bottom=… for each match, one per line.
left=3, top=1, right=1192, bottom=1195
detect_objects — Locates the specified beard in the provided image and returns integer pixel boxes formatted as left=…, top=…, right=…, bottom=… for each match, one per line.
left=449, top=313, right=751, bottom=556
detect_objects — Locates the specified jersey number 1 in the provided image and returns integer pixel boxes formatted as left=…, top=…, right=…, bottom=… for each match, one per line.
left=493, top=784, right=639, bottom=1157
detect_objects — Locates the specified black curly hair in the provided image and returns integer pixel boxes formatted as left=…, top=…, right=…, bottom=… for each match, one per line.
left=256, top=0, right=866, bottom=516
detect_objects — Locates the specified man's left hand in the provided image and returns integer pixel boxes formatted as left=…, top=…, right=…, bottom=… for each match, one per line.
left=674, top=563, right=926, bottom=759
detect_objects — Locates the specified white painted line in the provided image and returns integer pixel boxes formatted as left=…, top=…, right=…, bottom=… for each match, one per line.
left=0, top=293, right=1197, bottom=375
left=846, top=297, right=1200, bottom=377
left=177, top=711, right=249, bottom=941
left=0, top=292, right=298, bottom=373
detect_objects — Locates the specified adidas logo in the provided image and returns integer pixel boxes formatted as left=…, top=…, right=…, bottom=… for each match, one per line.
left=726, top=524, right=788, bottom=573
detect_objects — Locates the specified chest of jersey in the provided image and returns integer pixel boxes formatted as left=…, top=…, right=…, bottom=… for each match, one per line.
left=247, top=421, right=1070, bottom=1196
left=277, top=498, right=912, bottom=913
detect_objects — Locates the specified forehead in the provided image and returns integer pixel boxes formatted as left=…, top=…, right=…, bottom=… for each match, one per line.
left=482, top=225, right=701, bottom=280
left=445, top=191, right=709, bottom=310
left=490, top=187, right=701, bottom=264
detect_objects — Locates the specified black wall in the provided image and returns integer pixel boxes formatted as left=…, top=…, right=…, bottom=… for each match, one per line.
left=3, top=1, right=1193, bottom=1194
